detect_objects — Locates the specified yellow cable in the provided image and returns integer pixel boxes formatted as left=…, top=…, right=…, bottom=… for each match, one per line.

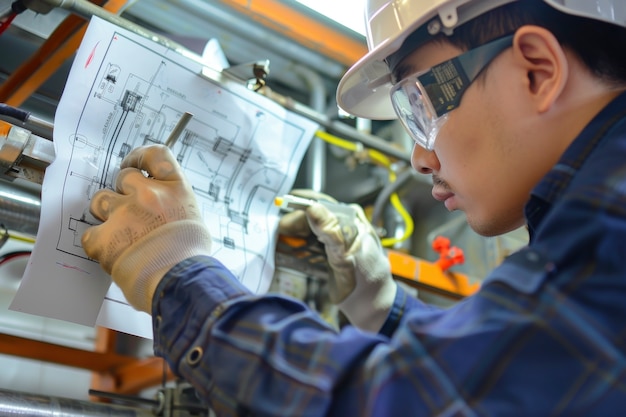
left=315, top=130, right=357, bottom=152
left=381, top=192, right=414, bottom=247
left=8, top=232, right=36, bottom=244
left=314, top=130, right=414, bottom=247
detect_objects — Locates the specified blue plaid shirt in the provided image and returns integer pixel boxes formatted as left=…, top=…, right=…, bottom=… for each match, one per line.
left=152, top=93, right=626, bottom=416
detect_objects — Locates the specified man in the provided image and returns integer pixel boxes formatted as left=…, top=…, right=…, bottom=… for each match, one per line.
left=82, top=0, right=626, bottom=415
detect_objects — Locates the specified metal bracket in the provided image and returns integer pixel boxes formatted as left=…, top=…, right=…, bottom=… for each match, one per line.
left=0, top=124, right=55, bottom=184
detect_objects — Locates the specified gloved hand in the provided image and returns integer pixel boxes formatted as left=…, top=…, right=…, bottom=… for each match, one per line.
left=81, top=145, right=212, bottom=313
left=278, top=190, right=397, bottom=332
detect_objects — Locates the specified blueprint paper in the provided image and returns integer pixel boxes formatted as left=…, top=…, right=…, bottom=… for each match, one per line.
left=10, top=16, right=318, bottom=339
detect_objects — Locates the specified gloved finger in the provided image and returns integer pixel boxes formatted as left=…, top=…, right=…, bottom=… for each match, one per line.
left=350, top=203, right=369, bottom=223
left=277, top=209, right=311, bottom=237
left=121, top=145, right=184, bottom=182
left=81, top=224, right=101, bottom=263
left=306, top=202, right=337, bottom=235
left=89, top=188, right=124, bottom=221
left=81, top=222, right=106, bottom=263
left=81, top=221, right=130, bottom=273
left=306, top=202, right=358, bottom=249
left=276, top=189, right=337, bottom=236
left=350, top=203, right=382, bottom=242
left=114, top=166, right=152, bottom=195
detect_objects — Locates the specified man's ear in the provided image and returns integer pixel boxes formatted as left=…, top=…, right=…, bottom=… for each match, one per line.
left=512, top=26, right=568, bottom=113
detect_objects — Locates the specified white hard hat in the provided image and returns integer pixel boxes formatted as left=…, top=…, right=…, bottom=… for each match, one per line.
left=336, top=0, right=626, bottom=120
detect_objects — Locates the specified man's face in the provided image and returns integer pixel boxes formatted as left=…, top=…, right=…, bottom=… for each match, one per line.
left=396, top=38, right=559, bottom=237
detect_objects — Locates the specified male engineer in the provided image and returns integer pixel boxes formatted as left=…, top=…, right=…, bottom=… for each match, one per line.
left=82, top=0, right=626, bottom=415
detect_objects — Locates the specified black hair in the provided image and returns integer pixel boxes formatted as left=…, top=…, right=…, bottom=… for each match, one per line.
left=446, top=0, right=626, bottom=85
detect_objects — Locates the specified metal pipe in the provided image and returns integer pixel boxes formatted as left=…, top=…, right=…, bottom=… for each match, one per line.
left=259, top=88, right=411, bottom=163
left=0, top=388, right=155, bottom=417
left=292, top=64, right=328, bottom=193
left=0, top=180, right=40, bottom=236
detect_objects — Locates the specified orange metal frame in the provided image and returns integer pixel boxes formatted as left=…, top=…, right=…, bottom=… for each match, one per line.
left=0, top=0, right=129, bottom=106
left=217, top=0, right=367, bottom=67
left=0, top=331, right=174, bottom=395
left=388, top=250, right=480, bottom=299
left=278, top=234, right=481, bottom=300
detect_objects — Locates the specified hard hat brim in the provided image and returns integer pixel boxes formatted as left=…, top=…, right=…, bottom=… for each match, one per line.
left=335, top=1, right=445, bottom=120
left=336, top=47, right=397, bottom=121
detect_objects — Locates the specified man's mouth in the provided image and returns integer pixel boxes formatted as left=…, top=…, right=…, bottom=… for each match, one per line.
left=431, top=176, right=456, bottom=210
left=432, top=187, right=454, bottom=203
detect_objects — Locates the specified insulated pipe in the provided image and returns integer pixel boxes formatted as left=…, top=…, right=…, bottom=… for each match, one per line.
left=0, top=388, right=154, bottom=417
left=0, top=104, right=54, bottom=140
left=292, top=64, right=327, bottom=193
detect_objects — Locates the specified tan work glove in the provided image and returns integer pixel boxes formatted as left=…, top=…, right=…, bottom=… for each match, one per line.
left=278, top=190, right=397, bottom=332
left=81, top=145, right=212, bottom=313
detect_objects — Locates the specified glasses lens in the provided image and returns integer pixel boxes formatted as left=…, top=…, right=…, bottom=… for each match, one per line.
left=389, top=35, right=515, bottom=151
left=390, top=78, right=445, bottom=151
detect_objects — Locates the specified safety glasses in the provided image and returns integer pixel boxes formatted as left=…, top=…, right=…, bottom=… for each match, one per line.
left=390, top=35, right=514, bottom=150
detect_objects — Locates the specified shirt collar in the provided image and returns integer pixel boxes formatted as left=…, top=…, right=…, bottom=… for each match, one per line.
left=526, top=91, right=626, bottom=237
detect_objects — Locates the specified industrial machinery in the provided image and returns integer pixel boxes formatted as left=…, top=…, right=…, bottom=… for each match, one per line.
left=0, top=104, right=54, bottom=184
left=0, top=0, right=527, bottom=414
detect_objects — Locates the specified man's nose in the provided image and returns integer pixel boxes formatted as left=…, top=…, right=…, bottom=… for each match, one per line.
left=411, top=143, right=440, bottom=174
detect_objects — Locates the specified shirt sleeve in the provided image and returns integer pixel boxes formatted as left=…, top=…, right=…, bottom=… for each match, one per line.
left=152, top=241, right=623, bottom=416
left=379, top=283, right=436, bottom=337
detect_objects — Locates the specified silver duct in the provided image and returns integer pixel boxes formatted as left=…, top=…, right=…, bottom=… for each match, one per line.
left=0, top=388, right=154, bottom=417
left=0, top=180, right=41, bottom=237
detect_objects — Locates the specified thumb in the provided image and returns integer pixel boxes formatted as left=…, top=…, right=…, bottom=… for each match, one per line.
left=306, top=202, right=338, bottom=237
left=277, top=209, right=310, bottom=237
left=306, top=202, right=359, bottom=249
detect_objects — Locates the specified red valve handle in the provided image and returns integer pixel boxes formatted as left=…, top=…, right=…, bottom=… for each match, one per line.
left=432, top=235, right=465, bottom=272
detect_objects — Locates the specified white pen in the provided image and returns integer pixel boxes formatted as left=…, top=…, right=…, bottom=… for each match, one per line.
left=274, top=194, right=318, bottom=211
left=274, top=194, right=356, bottom=217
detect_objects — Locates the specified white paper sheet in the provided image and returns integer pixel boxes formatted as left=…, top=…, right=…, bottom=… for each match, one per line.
left=10, top=16, right=318, bottom=339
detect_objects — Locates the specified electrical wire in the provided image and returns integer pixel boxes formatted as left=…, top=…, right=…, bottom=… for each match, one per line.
left=0, top=103, right=31, bottom=122
left=0, top=250, right=31, bottom=266
left=371, top=167, right=417, bottom=231
left=380, top=191, right=414, bottom=247
left=7, top=232, right=36, bottom=244
left=0, top=224, right=36, bottom=246
left=0, top=12, right=17, bottom=35
left=314, top=130, right=414, bottom=247
left=0, top=0, right=27, bottom=36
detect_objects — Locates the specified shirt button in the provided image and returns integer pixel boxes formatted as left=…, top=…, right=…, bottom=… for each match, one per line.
left=186, top=347, right=203, bottom=366
left=526, top=251, right=539, bottom=263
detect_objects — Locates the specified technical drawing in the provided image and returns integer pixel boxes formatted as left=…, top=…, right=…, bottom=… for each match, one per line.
left=61, top=31, right=313, bottom=294
left=13, top=17, right=318, bottom=336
